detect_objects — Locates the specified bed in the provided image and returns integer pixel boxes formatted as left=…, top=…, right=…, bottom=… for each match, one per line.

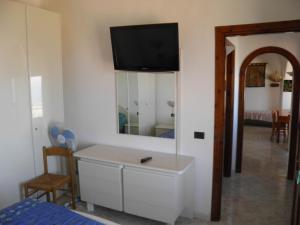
left=0, top=199, right=118, bottom=225
left=159, top=129, right=175, bottom=139
left=244, top=110, right=272, bottom=127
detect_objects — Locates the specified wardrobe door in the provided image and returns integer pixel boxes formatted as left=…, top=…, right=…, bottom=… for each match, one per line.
left=137, top=73, right=156, bottom=136
left=0, top=1, right=35, bottom=209
left=27, top=6, right=64, bottom=175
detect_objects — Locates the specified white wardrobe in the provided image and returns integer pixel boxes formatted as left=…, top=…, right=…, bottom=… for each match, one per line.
left=0, top=0, right=64, bottom=209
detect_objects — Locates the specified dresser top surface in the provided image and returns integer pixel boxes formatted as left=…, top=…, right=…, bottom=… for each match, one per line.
left=74, top=144, right=194, bottom=174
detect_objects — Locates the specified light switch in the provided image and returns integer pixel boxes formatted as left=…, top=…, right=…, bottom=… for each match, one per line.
left=194, top=132, right=205, bottom=139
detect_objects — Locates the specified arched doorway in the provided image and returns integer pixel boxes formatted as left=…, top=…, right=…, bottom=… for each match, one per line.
left=212, top=20, right=300, bottom=224
left=235, top=46, right=300, bottom=181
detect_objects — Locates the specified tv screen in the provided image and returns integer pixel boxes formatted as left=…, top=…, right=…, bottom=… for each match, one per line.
left=110, top=23, right=179, bottom=72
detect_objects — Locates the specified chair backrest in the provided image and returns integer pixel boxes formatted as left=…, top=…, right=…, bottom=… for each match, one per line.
left=272, top=110, right=278, bottom=123
left=278, top=114, right=291, bottom=124
left=43, top=146, right=74, bottom=177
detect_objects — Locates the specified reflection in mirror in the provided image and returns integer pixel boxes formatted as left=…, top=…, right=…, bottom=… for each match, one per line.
left=116, top=72, right=176, bottom=139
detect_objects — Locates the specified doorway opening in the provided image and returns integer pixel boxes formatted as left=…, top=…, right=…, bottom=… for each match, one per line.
left=230, top=50, right=294, bottom=224
left=235, top=47, right=297, bottom=179
left=223, top=40, right=235, bottom=178
left=212, top=20, right=300, bottom=225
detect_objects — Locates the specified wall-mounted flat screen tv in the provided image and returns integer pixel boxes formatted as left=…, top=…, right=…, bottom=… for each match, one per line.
left=110, top=23, right=179, bottom=72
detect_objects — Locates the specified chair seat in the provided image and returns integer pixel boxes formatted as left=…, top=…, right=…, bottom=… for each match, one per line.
left=25, top=173, right=71, bottom=191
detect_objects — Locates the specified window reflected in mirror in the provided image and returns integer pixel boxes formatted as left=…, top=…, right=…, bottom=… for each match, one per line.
left=116, top=72, right=176, bottom=139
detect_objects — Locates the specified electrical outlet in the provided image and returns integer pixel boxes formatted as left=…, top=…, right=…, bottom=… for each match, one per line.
left=194, top=131, right=205, bottom=139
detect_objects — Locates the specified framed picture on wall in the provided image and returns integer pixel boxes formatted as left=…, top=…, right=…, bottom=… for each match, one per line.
left=246, top=63, right=267, bottom=87
left=283, top=80, right=293, bottom=92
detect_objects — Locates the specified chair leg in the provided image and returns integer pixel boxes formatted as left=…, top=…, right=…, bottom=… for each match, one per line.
left=46, top=192, right=50, bottom=202
left=270, top=127, right=274, bottom=141
left=52, top=190, right=57, bottom=204
left=70, top=182, right=76, bottom=209
left=24, top=185, right=29, bottom=198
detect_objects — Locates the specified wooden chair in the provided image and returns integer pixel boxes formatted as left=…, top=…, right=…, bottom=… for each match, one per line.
left=276, top=114, right=290, bottom=143
left=24, top=147, right=76, bottom=209
left=270, top=110, right=279, bottom=141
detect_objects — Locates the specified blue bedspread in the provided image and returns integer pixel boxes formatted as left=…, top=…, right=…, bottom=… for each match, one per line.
left=159, top=129, right=175, bottom=139
left=0, top=199, right=104, bottom=225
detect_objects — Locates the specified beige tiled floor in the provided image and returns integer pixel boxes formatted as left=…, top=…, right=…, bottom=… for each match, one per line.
left=78, top=126, right=294, bottom=225
left=219, top=126, right=293, bottom=225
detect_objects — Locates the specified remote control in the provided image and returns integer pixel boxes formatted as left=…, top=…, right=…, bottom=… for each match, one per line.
left=140, top=156, right=152, bottom=164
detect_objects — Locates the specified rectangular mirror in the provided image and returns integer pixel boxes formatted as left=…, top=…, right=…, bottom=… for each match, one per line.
left=116, top=72, right=176, bottom=139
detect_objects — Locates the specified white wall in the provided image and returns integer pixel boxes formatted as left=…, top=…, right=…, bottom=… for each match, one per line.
left=37, top=0, right=300, bottom=219
left=282, top=61, right=293, bottom=110
left=244, top=53, right=287, bottom=112
left=12, top=0, right=44, bottom=7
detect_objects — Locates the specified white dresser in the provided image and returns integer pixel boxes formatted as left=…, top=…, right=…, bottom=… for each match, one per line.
left=74, top=145, right=195, bottom=225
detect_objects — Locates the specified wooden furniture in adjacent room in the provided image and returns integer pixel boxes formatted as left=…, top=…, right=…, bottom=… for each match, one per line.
left=270, top=110, right=279, bottom=141
left=270, top=110, right=290, bottom=143
left=276, top=113, right=290, bottom=143
left=74, top=144, right=195, bottom=225
left=24, top=147, right=76, bottom=209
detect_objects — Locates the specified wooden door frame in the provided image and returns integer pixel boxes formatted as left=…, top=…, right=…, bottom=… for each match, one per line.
left=235, top=46, right=300, bottom=178
left=212, top=20, right=300, bottom=222
left=223, top=50, right=235, bottom=177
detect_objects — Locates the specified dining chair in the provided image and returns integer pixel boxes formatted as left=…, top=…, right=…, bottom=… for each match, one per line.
left=24, top=146, right=76, bottom=209
left=276, top=114, right=290, bottom=143
left=270, top=110, right=279, bottom=141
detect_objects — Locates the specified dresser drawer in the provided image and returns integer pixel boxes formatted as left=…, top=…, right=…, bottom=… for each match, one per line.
left=78, top=160, right=123, bottom=211
left=123, top=167, right=182, bottom=224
